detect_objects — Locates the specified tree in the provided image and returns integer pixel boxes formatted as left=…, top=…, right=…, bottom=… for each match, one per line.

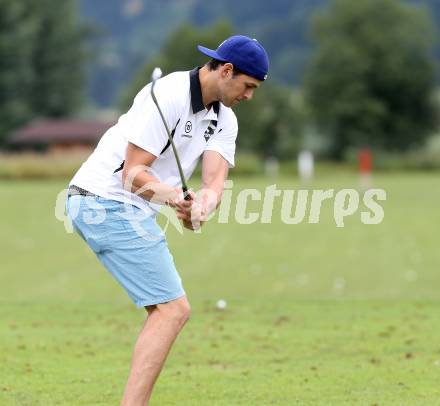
left=304, top=0, right=437, bottom=160
left=0, top=1, right=34, bottom=143
left=234, top=84, right=304, bottom=159
left=28, top=0, right=86, bottom=117
left=0, top=0, right=86, bottom=146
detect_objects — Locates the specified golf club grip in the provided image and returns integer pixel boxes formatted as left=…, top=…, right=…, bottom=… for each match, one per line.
left=182, top=186, right=191, bottom=201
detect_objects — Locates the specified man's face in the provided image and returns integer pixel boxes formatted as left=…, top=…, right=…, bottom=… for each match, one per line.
left=218, top=64, right=261, bottom=108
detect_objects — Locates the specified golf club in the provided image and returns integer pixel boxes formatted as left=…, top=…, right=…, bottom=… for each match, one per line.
left=150, top=67, right=191, bottom=201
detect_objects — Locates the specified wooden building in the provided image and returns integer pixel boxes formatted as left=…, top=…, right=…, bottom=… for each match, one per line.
left=9, top=119, right=116, bottom=154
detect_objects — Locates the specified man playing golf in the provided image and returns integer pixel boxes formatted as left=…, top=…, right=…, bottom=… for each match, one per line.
left=66, top=35, right=269, bottom=405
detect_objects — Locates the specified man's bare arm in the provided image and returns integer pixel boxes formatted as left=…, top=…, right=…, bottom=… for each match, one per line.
left=121, top=142, right=181, bottom=204
left=201, top=150, right=229, bottom=210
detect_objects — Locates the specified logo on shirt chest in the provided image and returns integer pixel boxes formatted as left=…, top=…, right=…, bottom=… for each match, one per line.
left=179, top=119, right=219, bottom=141
left=181, top=121, right=193, bottom=138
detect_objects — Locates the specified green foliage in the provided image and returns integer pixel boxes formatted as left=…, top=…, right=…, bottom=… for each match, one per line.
left=120, top=21, right=304, bottom=160
left=0, top=2, right=34, bottom=143
left=28, top=0, right=86, bottom=117
left=0, top=0, right=86, bottom=145
left=304, top=0, right=437, bottom=160
left=234, top=85, right=305, bottom=159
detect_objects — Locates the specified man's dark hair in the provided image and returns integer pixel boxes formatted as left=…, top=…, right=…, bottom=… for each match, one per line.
left=206, top=59, right=244, bottom=76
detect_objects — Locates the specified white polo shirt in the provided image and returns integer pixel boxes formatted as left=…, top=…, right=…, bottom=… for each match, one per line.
left=70, top=68, right=238, bottom=214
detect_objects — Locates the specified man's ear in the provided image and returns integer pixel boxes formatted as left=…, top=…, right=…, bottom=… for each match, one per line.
left=221, top=63, right=234, bottom=78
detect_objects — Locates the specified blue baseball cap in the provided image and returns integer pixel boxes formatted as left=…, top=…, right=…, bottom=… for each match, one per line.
left=197, top=35, right=269, bottom=81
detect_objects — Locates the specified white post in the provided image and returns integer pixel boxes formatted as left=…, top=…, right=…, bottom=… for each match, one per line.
left=298, top=150, right=314, bottom=183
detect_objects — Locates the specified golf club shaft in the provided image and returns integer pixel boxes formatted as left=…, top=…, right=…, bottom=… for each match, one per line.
left=150, top=81, right=191, bottom=201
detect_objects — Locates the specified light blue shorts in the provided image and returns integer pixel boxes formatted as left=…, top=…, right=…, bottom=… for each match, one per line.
left=66, top=195, right=185, bottom=307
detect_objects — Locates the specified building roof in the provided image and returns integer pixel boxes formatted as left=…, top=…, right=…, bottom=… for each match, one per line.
left=10, top=119, right=116, bottom=144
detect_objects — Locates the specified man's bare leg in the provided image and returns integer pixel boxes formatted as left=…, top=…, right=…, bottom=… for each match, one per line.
left=121, top=295, right=190, bottom=406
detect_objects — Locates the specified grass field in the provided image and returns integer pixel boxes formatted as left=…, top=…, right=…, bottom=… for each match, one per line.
left=1, top=172, right=440, bottom=405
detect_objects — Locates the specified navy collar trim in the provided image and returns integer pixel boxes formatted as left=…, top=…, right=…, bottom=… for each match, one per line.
left=189, top=67, right=220, bottom=115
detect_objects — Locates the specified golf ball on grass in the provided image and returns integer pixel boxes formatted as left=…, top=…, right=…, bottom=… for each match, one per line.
left=216, top=299, right=227, bottom=310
